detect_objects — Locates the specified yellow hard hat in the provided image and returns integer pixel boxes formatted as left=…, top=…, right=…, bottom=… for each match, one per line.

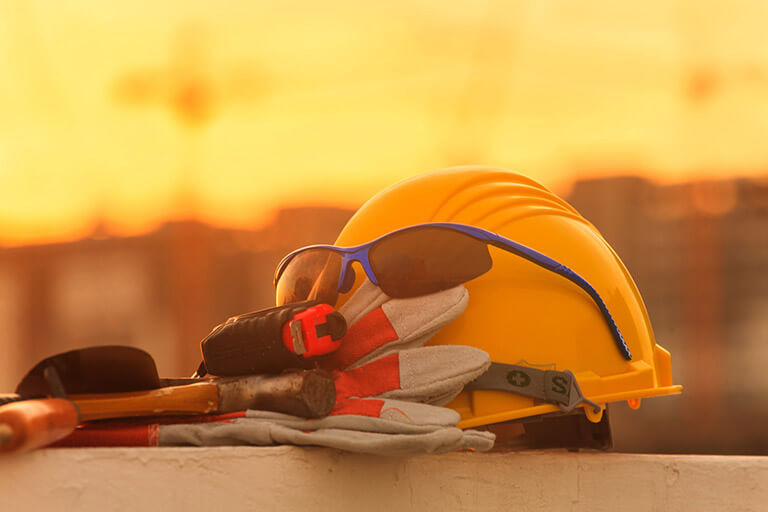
left=335, top=166, right=681, bottom=428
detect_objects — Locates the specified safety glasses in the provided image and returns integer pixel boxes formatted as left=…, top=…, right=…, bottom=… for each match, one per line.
left=274, top=222, right=631, bottom=360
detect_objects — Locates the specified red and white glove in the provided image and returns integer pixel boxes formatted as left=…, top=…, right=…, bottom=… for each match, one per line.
left=57, top=281, right=494, bottom=455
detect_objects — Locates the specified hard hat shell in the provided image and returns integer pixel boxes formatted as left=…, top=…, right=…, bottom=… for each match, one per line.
left=335, top=166, right=681, bottom=428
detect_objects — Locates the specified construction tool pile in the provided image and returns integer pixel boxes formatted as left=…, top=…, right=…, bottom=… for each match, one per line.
left=0, top=168, right=683, bottom=456
left=0, top=301, right=346, bottom=454
left=0, top=280, right=494, bottom=456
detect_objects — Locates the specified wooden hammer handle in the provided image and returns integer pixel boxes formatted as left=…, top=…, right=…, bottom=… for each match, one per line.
left=0, top=399, right=80, bottom=454
left=71, top=369, right=335, bottom=421
left=72, top=383, right=219, bottom=421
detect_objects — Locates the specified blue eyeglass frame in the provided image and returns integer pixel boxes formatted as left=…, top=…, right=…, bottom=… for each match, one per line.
left=274, top=222, right=632, bottom=360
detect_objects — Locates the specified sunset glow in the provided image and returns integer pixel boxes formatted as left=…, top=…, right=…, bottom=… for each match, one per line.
left=2, top=0, right=768, bottom=245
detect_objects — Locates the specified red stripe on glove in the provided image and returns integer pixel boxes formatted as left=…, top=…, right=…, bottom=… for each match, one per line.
left=52, top=424, right=160, bottom=447
left=49, top=411, right=247, bottom=448
left=333, top=353, right=400, bottom=399
left=321, top=307, right=398, bottom=370
left=331, top=398, right=385, bottom=417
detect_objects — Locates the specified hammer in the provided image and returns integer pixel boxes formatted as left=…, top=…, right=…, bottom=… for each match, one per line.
left=0, top=347, right=335, bottom=454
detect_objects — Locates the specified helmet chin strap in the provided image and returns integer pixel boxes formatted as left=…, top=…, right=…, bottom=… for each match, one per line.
left=465, top=362, right=601, bottom=415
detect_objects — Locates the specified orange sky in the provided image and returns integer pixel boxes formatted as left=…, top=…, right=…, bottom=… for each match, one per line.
left=2, top=0, right=768, bottom=246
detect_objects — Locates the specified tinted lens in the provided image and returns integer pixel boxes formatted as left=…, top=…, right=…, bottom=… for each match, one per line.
left=369, top=226, right=492, bottom=297
left=276, top=249, right=344, bottom=306
left=16, top=346, right=160, bottom=396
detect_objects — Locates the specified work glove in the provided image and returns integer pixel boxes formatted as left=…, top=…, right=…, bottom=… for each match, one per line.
left=57, top=282, right=495, bottom=456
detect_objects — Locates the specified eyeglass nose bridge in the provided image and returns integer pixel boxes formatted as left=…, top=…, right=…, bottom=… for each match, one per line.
left=337, top=248, right=379, bottom=292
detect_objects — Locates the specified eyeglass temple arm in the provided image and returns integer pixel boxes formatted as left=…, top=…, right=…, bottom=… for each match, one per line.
left=481, top=232, right=632, bottom=360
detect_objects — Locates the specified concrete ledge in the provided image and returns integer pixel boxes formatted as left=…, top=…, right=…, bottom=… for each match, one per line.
left=1, top=447, right=766, bottom=511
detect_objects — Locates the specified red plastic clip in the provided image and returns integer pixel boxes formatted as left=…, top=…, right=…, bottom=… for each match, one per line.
left=282, top=304, right=345, bottom=358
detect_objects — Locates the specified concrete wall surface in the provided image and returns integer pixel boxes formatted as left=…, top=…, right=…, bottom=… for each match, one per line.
left=0, top=447, right=765, bottom=512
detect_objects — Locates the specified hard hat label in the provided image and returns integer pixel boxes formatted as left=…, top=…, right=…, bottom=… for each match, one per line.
left=550, top=375, right=569, bottom=396
left=506, top=370, right=531, bottom=388
left=467, top=362, right=601, bottom=415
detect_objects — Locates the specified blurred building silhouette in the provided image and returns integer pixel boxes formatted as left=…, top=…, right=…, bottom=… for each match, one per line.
left=0, top=207, right=353, bottom=388
left=568, top=175, right=768, bottom=455
left=1, top=176, right=767, bottom=454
